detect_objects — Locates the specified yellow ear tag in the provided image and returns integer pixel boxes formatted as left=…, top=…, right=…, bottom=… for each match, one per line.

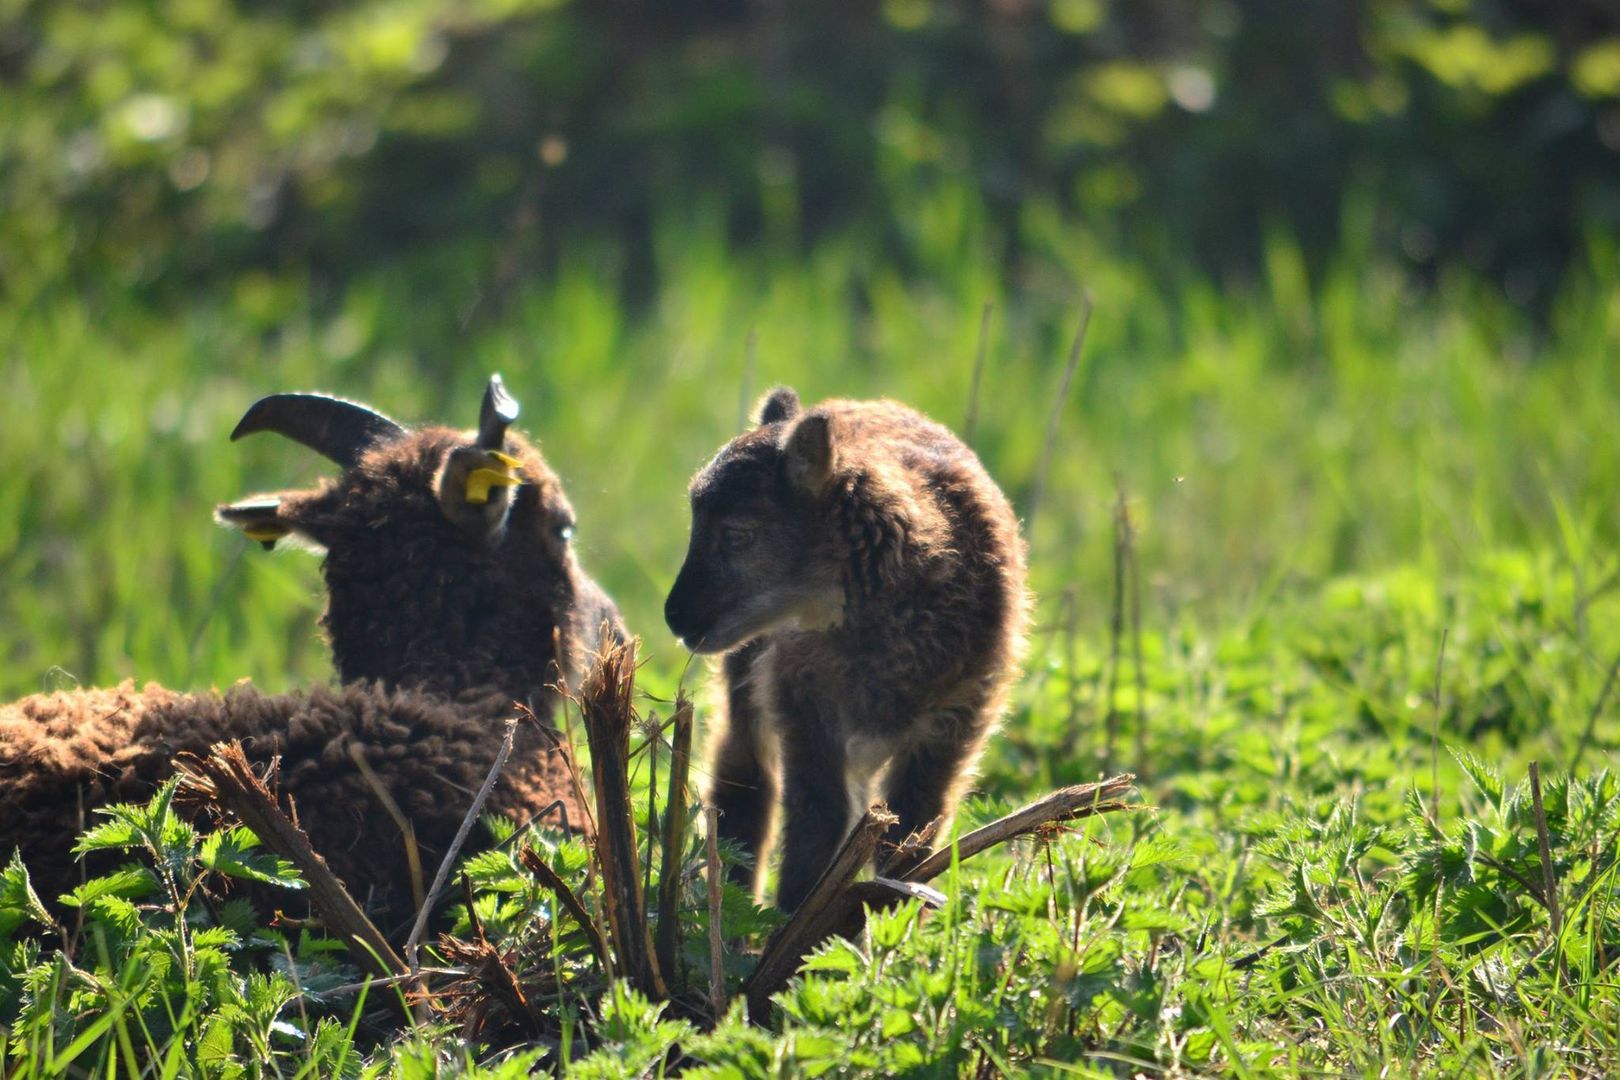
left=464, top=452, right=523, bottom=505
left=241, top=523, right=290, bottom=550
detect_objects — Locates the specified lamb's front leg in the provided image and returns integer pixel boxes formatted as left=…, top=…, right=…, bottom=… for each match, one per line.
left=879, top=705, right=990, bottom=860
left=774, top=705, right=852, bottom=913
left=705, top=640, right=775, bottom=897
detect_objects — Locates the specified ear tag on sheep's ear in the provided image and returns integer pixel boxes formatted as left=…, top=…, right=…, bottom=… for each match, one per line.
left=464, top=450, right=523, bottom=505
left=242, top=522, right=291, bottom=550
left=217, top=498, right=292, bottom=550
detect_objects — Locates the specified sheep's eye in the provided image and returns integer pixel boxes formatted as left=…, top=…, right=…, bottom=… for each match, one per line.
left=557, top=523, right=575, bottom=542
left=720, top=524, right=757, bottom=553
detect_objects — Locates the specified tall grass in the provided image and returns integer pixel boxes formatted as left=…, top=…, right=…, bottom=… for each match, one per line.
left=3, top=189, right=1614, bottom=700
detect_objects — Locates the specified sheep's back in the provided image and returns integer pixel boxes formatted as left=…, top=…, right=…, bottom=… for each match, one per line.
left=0, top=680, right=586, bottom=931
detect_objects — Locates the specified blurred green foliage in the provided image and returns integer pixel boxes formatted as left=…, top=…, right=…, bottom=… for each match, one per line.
left=2, top=191, right=1616, bottom=699
left=3, top=0, right=1618, bottom=303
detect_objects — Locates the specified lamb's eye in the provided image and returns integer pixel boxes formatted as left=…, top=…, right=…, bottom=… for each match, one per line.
left=720, top=524, right=757, bottom=553
left=557, top=522, right=575, bottom=542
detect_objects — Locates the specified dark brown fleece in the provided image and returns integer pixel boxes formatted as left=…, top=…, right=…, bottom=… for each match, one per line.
left=0, top=680, right=579, bottom=925
left=2, top=415, right=621, bottom=929
left=666, top=391, right=1029, bottom=910
left=264, top=428, right=623, bottom=706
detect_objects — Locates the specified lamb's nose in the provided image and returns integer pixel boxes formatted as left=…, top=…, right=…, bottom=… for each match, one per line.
left=663, top=595, right=686, bottom=634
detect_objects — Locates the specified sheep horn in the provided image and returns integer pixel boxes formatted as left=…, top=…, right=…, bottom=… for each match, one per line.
left=477, top=374, right=520, bottom=450
left=230, top=393, right=406, bottom=468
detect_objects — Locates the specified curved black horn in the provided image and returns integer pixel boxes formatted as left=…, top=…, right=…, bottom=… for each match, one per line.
left=230, top=393, right=406, bottom=468
left=477, top=374, right=520, bottom=450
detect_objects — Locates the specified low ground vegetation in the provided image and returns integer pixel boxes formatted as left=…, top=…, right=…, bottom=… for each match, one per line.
left=3, top=202, right=1618, bottom=1073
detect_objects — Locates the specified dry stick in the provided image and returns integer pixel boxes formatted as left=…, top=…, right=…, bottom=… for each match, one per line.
left=1528, top=762, right=1568, bottom=988
left=901, top=774, right=1137, bottom=884
left=1058, top=588, right=1082, bottom=760
left=1024, top=295, right=1094, bottom=547
left=1430, top=627, right=1449, bottom=824
left=1128, top=495, right=1148, bottom=781
left=644, top=717, right=659, bottom=914
left=705, top=805, right=727, bottom=1019
left=518, top=847, right=612, bottom=976
left=742, top=806, right=897, bottom=1024
left=737, top=329, right=759, bottom=431
left=1571, top=648, right=1620, bottom=773
left=655, top=694, right=694, bottom=990
left=1102, top=484, right=1128, bottom=772
left=346, top=741, right=426, bottom=915
left=580, top=642, right=667, bottom=999
left=403, top=716, right=519, bottom=979
left=177, top=742, right=406, bottom=980
left=963, top=301, right=993, bottom=446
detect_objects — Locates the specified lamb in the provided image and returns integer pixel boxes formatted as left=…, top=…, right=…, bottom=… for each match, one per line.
left=0, top=376, right=622, bottom=927
left=663, top=388, right=1029, bottom=911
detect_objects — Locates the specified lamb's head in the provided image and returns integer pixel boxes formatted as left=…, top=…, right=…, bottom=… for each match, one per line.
left=665, top=386, right=845, bottom=654
left=218, top=375, right=614, bottom=702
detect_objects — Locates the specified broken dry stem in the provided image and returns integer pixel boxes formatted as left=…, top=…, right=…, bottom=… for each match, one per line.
left=580, top=640, right=667, bottom=999
left=177, top=741, right=406, bottom=981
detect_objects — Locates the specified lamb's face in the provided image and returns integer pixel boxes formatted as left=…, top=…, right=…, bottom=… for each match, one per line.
left=665, top=388, right=844, bottom=655
left=216, top=376, right=585, bottom=691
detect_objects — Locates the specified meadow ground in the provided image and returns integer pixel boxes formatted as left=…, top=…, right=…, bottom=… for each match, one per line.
left=2, top=202, right=1618, bottom=1075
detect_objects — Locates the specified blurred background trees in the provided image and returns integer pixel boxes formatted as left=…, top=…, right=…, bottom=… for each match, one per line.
left=4, top=0, right=1616, bottom=307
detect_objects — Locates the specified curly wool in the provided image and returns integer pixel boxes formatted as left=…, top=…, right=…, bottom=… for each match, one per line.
left=0, top=680, right=580, bottom=926
left=1, top=419, right=617, bottom=929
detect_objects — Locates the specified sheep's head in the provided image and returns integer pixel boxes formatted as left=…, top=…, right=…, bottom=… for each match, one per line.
left=217, top=375, right=600, bottom=700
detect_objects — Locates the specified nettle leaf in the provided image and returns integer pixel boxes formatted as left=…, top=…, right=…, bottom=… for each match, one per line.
left=0, top=850, right=54, bottom=937
left=800, top=937, right=865, bottom=974
left=72, top=814, right=142, bottom=854
left=459, top=847, right=520, bottom=884
left=59, top=867, right=158, bottom=908
left=200, top=827, right=305, bottom=889
left=1450, top=748, right=1504, bottom=805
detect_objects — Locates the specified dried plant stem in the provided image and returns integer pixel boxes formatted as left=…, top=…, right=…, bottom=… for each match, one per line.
left=1103, top=484, right=1127, bottom=771
left=580, top=641, right=667, bottom=999
left=1571, top=648, right=1620, bottom=772
left=1431, top=627, right=1449, bottom=823
left=177, top=742, right=405, bottom=981
left=519, top=847, right=611, bottom=975
left=900, top=775, right=1137, bottom=885
left=345, top=740, right=425, bottom=915
left=705, top=805, right=727, bottom=1019
left=1528, top=761, right=1568, bottom=988
left=1127, top=490, right=1147, bottom=779
left=738, top=330, right=759, bottom=430
left=404, top=716, right=519, bottom=977
left=1058, top=587, right=1082, bottom=760
left=656, top=695, right=694, bottom=990
left=1025, top=295, right=1094, bottom=546
left=743, top=806, right=897, bottom=1022
left=963, top=301, right=992, bottom=445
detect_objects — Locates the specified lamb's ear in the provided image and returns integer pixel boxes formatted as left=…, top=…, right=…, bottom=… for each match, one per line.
left=784, top=412, right=835, bottom=493
left=216, top=497, right=302, bottom=551
left=755, top=386, right=801, bottom=427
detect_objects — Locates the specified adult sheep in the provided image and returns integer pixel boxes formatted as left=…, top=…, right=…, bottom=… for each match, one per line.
left=0, top=376, right=621, bottom=929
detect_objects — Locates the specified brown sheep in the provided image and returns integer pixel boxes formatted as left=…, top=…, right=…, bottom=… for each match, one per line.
left=0, top=377, right=621, bottom=929
left=664, top=388, right=1029, bottom=910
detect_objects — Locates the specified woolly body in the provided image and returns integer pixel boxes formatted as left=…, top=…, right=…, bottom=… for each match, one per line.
left=665, top=391, right=1029, bottom=910
left=0, top=389, right=619, bottom=925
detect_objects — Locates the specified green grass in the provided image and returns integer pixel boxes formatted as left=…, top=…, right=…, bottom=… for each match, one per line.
left=2, top=190, right=1619, bottom=1074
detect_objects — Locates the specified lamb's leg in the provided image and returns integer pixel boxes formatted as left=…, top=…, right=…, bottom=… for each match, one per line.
left=879, top=706, right=989, bottom=855
left=704, top=640, right=775, bottom=897
left=774, top=698, right=852, bottom=913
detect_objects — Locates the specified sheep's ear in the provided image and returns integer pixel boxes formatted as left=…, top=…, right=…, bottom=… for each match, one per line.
left=216, top=497, right=300, bottom=551
left=754, top=386, right=801, bottom=427
left=435, top=446, right=523, bottom=541
left=784, top=412, right=835, bottom=494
